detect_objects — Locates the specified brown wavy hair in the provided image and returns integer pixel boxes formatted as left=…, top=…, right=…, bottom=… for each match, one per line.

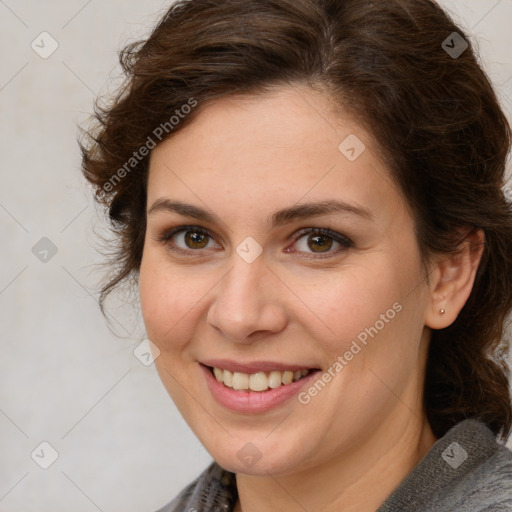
left=81, top=0, right=512, bottom=440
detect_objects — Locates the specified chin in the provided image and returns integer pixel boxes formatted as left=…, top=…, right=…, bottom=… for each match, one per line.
left=203, top=435, right=314, bottom=477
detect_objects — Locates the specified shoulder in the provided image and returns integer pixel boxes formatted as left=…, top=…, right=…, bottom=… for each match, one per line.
left=154, top=461, right=237, bottom=512
left=451, top=434, right=512, bottom=511
left=378, top=419, right=512, bottom=512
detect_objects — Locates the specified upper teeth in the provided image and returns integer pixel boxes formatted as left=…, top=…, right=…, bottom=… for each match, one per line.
left=213, top=367, right=310, bottom=392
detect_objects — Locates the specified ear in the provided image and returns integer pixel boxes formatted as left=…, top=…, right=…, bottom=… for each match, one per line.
left=425, top=229, right=485, bottom=329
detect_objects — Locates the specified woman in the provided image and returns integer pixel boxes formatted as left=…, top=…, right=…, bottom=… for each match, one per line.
left=81, top=0, right=512, bottom=510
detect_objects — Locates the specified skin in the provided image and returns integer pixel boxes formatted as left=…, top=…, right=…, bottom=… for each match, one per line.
left=139, top=85, right=484, bottom=512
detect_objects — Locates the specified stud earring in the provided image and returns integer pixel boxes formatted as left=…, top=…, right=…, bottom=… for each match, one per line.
left=440, top=308, right=446, bottom=315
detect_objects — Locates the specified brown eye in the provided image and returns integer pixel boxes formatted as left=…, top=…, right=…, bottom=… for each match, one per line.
left=183, top=230, right=210, bottom=249
left=306, top=234, right=333, bottom=253
left=159, top=226, right=220, bottom=254
left=289, top=228, right=353, bottom=257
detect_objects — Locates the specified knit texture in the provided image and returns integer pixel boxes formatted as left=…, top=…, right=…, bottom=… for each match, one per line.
left=156, top=419, right=512, bottom=511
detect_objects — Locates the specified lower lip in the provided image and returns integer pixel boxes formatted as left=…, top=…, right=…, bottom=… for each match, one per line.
left=200, top=364, right=319, bottom=413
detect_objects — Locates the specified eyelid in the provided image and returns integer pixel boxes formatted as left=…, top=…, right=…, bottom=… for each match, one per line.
left=291, top=227, right=352, bottom=246
left=157, top=224, right=212, bottom=242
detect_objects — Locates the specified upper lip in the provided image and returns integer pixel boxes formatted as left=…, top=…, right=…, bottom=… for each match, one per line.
left=201, top=359, right=319, bottom=374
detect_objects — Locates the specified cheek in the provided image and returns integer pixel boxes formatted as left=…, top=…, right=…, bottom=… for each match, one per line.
left=139, top=249, right=199, bottom=350
left=297, top=247, right=425, bottom=375
left=294, top=262, right=406, bottom=352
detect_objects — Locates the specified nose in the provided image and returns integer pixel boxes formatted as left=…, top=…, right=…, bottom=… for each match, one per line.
left=206, top=255, right=288, bottom=343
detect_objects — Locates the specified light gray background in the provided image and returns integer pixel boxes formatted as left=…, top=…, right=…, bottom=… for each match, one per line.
left=1, top=1, right=511, bottom=511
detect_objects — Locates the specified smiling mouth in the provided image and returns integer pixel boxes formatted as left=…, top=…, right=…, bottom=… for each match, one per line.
left=207, top=366, right=316, bottom=392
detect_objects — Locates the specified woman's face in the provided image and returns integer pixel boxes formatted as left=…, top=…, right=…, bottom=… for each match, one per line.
left=139, top=85, right=434, bottom=476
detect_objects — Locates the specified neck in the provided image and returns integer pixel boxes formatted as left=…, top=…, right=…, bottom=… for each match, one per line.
left=234, top=413, right=437, bottom=512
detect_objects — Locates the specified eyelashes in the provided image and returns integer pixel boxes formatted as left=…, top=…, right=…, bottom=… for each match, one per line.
left=156, top=225, right=353, bottom=259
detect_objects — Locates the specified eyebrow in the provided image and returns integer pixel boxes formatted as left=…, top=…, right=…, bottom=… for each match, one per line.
left=147, top=198, right=373, bottom=228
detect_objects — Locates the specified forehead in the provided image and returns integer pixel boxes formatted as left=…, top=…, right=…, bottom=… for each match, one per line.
left=147, top=86, right=403, bottom=223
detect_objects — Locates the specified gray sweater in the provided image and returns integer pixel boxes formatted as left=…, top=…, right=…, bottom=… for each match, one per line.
left=157, top=419, right=512, bottom=511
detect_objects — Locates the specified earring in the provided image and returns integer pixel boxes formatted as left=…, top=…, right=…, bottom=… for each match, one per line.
left=440, top=308, right=446, bottom=315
